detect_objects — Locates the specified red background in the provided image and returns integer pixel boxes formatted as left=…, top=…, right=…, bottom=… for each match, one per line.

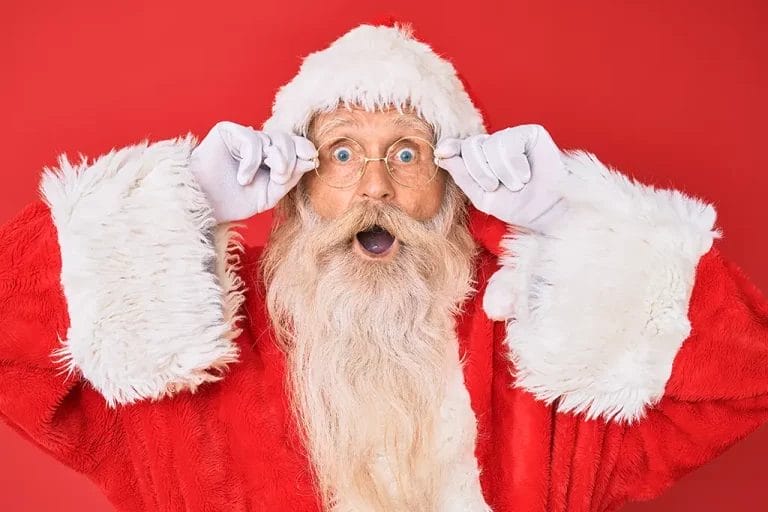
left=2, top=0, right=767, bottom=510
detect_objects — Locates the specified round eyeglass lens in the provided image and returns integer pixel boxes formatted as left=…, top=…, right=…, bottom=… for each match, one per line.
left=316, top=137, right=366, bottom=188
left=385, top=137, right=438, bottom=188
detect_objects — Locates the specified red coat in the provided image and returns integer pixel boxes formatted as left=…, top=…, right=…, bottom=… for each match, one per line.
left=1, top=138, right=767, bottom=511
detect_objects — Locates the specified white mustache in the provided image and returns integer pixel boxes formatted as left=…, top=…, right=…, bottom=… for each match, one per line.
left=306, top=201, right=440, bottom=259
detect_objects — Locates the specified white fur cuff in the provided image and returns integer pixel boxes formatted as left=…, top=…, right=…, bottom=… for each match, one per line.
left=40, top=136, right=241, bottom=406
left=483, top=151, right=719, bottom=423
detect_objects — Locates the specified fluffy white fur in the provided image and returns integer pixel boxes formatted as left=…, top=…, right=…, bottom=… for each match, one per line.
left=433, top=352, right=493, bottom=511
left=262, top=23, right=486, bottom=141
left=483, top=151, right=719, bottom=423
left=40, top=136, right=242, bottom=407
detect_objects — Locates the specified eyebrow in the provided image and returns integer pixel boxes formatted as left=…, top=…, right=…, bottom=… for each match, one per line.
left=313, top=114, right=434, bottom=142
left=392, top=116, right=431, bottom=134
left=313, top=117, right=361, bottom=141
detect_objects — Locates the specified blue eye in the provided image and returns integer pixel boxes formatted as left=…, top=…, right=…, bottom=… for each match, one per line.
left=396, top=148, right=415, bottom=163
left=332, top=147, right=352, bottom=163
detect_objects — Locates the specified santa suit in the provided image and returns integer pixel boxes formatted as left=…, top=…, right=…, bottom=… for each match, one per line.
left=4, top=20, right=768, bottom=512
left=1, top=133, right=768, bottom=512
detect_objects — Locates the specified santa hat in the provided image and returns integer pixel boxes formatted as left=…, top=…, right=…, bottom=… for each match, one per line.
left=261, top=23, right=487, bottom=141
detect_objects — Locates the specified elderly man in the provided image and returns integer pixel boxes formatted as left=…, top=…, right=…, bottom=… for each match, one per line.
left=1, top=23, right=767, bottom=512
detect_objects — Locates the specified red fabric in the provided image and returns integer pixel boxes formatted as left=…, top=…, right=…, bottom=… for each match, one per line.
left=467, top=205, right=509, bottom=257
left=2, top=202, right=768, bottom=512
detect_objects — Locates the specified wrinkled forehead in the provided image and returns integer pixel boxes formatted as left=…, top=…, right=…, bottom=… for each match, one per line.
left=307, top=105, right=435, bottom=144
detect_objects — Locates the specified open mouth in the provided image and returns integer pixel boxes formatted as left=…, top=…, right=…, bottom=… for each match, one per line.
left=354, top=225, right=397, bottom=257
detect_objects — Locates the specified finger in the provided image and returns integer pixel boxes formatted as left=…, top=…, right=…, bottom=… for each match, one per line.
left=230, top=128, right=269, bottom=186
left=264, top=132, right=297, bottom=186
left=500, top=126, right=539, bottom=183
left=218, top=122, right=261, bottom=158
left=246, top=163, right=301, bottom=212
left=243, top=167, right=272, bottom=209
left=461, top=135, right=499, bottom=192
left=235, top=140, right=256, bottom=186
left=438, top=155, right=488, bottom=208
left=292, top=135, right=318, bottom=160
left=521, top=125, right=564, bottom=180
left=270, top=165, right=305, bottom=200
left=214, top=121, right=241, bottom=159
left=482, top=132, right=528, bottom=192
left=434, top=137, right=462, bottom=159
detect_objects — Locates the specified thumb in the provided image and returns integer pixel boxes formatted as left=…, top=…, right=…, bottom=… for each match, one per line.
left=434, top=137, right=463, bottom=160
left=294, top=158, right=317, bottom=174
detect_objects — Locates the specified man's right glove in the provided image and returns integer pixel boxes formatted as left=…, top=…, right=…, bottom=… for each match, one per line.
left=190, top=121, right=318, bottom=222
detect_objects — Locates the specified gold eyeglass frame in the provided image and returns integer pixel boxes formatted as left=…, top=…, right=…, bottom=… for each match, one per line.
left=310, top=135, right=441, bottom=189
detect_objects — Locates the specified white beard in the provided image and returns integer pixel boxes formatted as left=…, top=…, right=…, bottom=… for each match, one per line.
left=261, top=182, right=485, bottom=511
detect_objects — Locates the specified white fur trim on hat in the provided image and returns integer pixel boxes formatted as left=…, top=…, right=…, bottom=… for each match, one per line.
left=262, top=23, right=486, bottom=141
left=40, top=137, right=243, bottom=407
left=482, top=151, right=719, bottom=423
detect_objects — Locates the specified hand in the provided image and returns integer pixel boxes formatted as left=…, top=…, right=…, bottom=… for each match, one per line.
left=190, top=121, right=317, bottom=222
left=435, top=124, right=568, bottom=231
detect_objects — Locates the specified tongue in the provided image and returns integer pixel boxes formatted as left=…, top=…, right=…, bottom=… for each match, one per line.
left=356, top=226, right=395, bottom=255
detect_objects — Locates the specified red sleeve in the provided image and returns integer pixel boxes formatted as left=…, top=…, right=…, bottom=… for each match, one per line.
left=607, top=247, right=768, bottom=504
left=0, top=201, right=117, bottom=473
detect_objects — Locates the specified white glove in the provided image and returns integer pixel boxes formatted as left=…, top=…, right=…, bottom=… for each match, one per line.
left=435, top=124, right=568, bottom=232
left=189, top=121, right=317, bottom=223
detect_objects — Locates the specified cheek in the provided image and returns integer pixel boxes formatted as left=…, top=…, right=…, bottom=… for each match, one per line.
left=304, top=173, right=351, bottom=219
left=399, top=173, right=446, bottom=220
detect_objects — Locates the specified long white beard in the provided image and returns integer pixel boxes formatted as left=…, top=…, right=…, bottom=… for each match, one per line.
left=261, top=182, right=477, bottom=511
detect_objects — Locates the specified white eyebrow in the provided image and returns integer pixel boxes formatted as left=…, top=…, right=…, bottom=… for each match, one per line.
left=392, top=116, right=434, bottom=138
left=313, top=117, right=360, bottom=141
left=312, top=114, right=434, bottom=143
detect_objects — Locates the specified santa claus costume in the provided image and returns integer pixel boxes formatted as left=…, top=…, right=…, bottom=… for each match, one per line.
left=1, top=23, right=767, bottom=512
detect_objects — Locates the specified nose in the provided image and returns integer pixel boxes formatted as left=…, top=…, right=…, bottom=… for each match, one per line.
left=355, top=158, right=395, bottom=202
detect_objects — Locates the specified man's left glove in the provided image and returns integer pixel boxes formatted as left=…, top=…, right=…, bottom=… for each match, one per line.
left=190, top=121, right=318, bottom=223
left=435, top=124, right=568, bottom=231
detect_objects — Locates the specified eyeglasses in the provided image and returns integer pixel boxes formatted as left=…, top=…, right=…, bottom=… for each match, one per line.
left=311, top=136, right=440, bottom=189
